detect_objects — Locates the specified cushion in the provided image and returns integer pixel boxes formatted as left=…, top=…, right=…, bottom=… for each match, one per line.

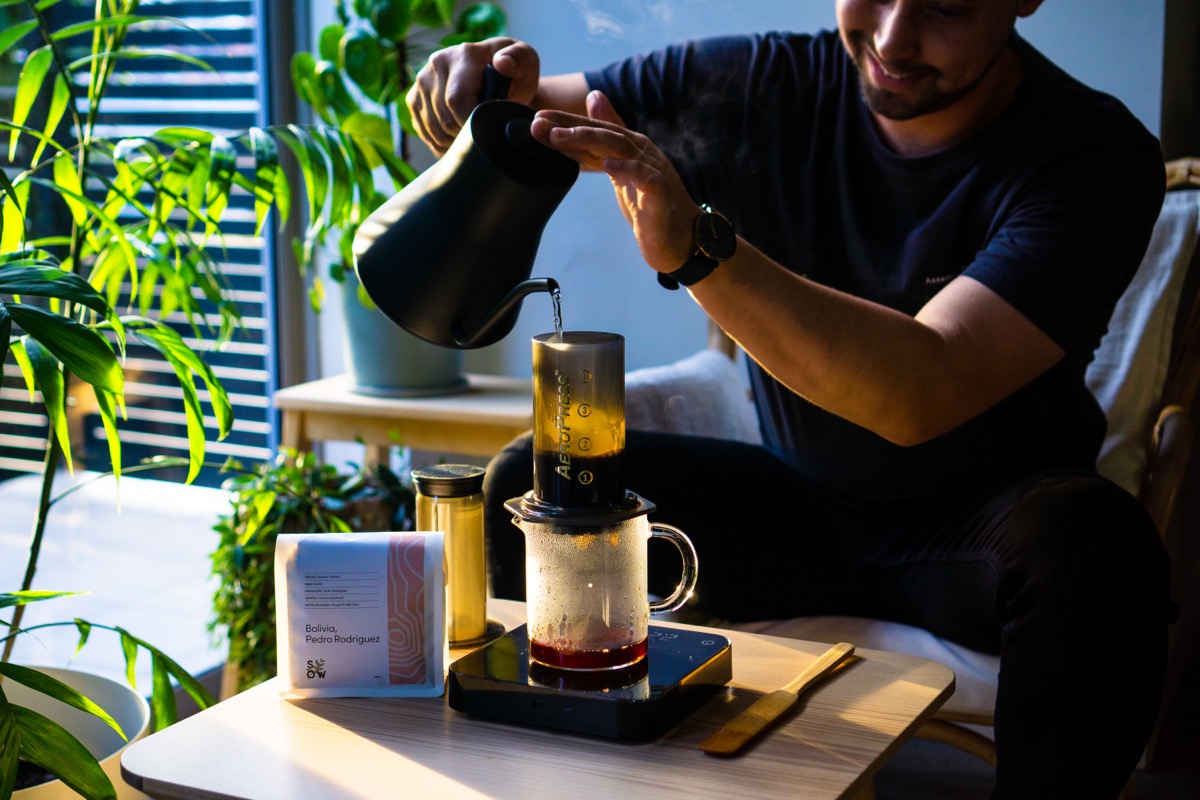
left=1086, top=190, right=1200, bottom=496
left=625, top=348, right=762, bottom=444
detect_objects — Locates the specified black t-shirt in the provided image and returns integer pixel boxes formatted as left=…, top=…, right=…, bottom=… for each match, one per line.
left=586, top=30, right=1166, bottom=502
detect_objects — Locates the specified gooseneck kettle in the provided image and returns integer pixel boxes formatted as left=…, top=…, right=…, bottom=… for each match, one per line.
left=352, top=68, right=580, bottom=349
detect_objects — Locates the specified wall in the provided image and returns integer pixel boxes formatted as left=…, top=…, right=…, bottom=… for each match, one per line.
left=316, top=0, right=1167, bottom=380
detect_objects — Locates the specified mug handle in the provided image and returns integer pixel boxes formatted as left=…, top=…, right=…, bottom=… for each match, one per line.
left=648, top=523, right=699, bottom=615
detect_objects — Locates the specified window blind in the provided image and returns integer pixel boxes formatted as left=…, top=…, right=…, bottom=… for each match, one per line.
left=0, top=0, right=275, bottom=486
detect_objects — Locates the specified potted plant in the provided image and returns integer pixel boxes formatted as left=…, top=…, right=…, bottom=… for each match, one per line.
left=1, top=592, right=208, bottom=799
left=0, top=1, right=360, bottom=797
left=210, top=448, right=415, bottom=696
left=289, top=0, right=507, bottom=397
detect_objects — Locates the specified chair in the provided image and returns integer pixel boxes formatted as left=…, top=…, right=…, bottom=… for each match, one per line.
left=623, top=162, right=1200, bottom=784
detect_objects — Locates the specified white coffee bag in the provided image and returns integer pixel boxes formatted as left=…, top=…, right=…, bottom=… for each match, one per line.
left=275, top=531, right=446, bottom=698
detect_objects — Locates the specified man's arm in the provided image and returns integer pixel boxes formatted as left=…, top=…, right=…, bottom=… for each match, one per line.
left=532, top=97, right=1066, bottom=447
left=691, top=248, right=1064, bottom=446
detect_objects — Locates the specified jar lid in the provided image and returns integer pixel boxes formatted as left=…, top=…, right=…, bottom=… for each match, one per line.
left=411, top=464, right=486, bottom=497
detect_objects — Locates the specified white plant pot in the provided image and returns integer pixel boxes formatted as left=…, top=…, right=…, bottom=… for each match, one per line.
left=7, top=666, right=151, bottom=800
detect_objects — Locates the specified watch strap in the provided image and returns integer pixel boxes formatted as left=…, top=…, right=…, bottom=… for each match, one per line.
left=657, top=252, right=720, bottom=290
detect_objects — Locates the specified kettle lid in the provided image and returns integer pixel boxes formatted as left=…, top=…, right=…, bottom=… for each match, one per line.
left=468, top=100, right=579, bottom=191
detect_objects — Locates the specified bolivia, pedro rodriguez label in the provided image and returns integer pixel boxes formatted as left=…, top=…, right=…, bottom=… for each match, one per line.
left=274, top=532, right=445, bottom=698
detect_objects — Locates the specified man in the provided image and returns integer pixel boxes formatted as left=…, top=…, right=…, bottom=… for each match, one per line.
left=408, top=2, right=1173, bottom=796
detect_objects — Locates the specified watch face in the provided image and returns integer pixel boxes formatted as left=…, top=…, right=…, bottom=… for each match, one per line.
left=696, top=210, right=737, bottom=261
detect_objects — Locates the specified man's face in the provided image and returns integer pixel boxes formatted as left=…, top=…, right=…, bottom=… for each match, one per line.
left=837, top=0, right=1036, bottom=122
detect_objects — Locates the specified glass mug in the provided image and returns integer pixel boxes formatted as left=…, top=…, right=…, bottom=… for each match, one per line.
left=517, top=513, right=698, bottom=671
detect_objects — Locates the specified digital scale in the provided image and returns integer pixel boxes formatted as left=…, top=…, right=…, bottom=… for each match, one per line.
left=448, top=624, right=733, bottom=741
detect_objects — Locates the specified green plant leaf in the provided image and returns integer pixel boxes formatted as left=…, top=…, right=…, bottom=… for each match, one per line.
left=315, top=127, right=353, bottom=230
left=428, top=0, right=456, bottom=27
left=0, top=180, right=29, bottom=251
left=92, top=387, right=124, bottom=482
left=110, top=137, right=161, bottom=218
left=249, top=127, right=278, bottom=236
left=0, top=691, right=17, bottom=800
left=338, top=130, right=375, bottom=219
left=241, top=489, right=279, bottom=545
left=48, top=13, right=175, bottom=41
left=319, top=23, right=345, bottom=62
left=292, top=126, right=329, bottom=224
left=7, top=705, right=118, bottom=800
left=151, top=646, right=215, bottom=715
left=137, top=253, right=164, bottom=317
left=32, top=73, right=72, bottom=167
left=102, top=628, right=215, bottom=723
left=0, top=663, right=126, bottom=740
left=338, top=220, right=358, bottom=274
left=0, top=301, right=9, bottom=367
left=151, top=148, right=196, bottom=238
left=308, top=275, right=326, bottom=313
left=52, top=153, right=87, bottom=226
left=273, top=148, right=292, bottom=229
left=276, top=127, right=315, bottom=223
left=0, top=157, right=20, bottom=210
left=374, top=145, right=418, bottom=190
left=315, top=59, right=356, bottom=119
left=0, top=19, right=37, bottom=61
left=28, top=176, right=139, bottom=279
left=90, top=246, right=128, bottom=308
left=67, top=46, right=215, bottom=74
left=8, top=45, right=53, bottom=161
left=122, top=317, right=234, bottom=480
left=181, top=155, right=210, bottom=228
left=7, top=336, right=35, bottom=399
left=341, top=30, right=383, bottom=95
left=205, top=135, right=238, bottom=232
left=22, top=336, right=73, bottom=474
left=74, top=618, right=92, bottom=654
left=150, top=654, right=177, bottom=729
left=455, top=3, right=507, bottom=40
left=7, top=305, right=122, bottom=393
left=0, top=265, right=112, bottom=318
left=291, top=51, right=332, bottom=125
left=370, top=0, right=411, bottom=41
left=0, top=590, right=81, bottom=610
left=153, top=127, right=216, bottom=147
left=341, top=111, right=393, bottom=171
left=119, top=630, right=139, bottom=689
left=0, top=119, right=72, bottom=162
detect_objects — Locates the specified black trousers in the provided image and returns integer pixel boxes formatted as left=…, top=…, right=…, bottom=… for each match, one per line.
left=483, top=430, right=1175, bottom=799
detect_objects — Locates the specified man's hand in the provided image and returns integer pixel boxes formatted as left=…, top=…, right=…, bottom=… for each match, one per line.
left=1166, top=157, right=1200, bottom=189
left=531, top=91, right=699, bottom=275
left=407, top=38, right=542, bottom=156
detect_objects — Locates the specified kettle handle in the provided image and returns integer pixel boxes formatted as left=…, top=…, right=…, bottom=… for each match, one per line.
left=452, top=277, right=559, bottom=348
left=480, top=64, right=511, bottom=103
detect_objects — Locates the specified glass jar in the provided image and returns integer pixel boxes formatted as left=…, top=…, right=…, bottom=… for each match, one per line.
left=412, top=465, right=487, bottom=645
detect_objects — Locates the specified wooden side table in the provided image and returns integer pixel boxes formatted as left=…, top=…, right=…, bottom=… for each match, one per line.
left=122, top=600, right=955, bottom=800
left=274, top=373, right=533, bottom=464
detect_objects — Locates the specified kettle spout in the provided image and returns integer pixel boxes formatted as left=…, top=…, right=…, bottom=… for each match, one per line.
left=452, top=278, right=560, bottom=348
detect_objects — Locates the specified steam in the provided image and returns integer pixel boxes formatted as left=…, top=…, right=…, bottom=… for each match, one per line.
left=571, top=0, right=675, bottom=42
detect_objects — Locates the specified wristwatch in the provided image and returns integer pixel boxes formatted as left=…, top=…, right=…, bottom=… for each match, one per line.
left=658, top=204, right=737, bottom=290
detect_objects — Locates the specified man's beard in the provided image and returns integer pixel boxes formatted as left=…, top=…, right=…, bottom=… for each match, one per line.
left=845, top=31, right=1005, bottom=122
